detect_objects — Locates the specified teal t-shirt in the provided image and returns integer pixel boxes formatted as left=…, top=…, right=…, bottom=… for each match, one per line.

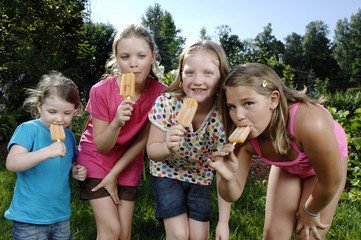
left=5, top=119, right=77, bottom=224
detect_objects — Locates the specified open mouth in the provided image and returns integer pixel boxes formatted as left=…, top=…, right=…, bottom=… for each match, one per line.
left=192, top=88, right=206, bottom=92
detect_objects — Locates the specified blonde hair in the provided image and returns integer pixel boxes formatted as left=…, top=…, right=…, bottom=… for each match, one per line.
left=102, top=24, right=158, bottom=80
left=164, top=40, right=229, bottom=99
left=23, top=71, right=83, bottom=118
left=218, top=62, right=324, bottom=155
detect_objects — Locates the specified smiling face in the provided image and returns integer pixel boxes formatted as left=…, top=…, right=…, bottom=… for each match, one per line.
left=38, top=95, right=76, bottom=129
left=181, top=51, right=221, bottom=107
left=226, top=85, right=279, bottom=139
left=116, top=36, right=155, bottom=85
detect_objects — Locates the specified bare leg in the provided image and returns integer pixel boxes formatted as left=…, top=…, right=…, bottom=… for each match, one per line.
left=296, top=157, right=348, bottom=240
left=164, top=213, right=189, bottom=240
left=189, top=218, right=209, bottom=240
left=90, top=196, right=121, bottom=240
left=117, top=199, right=135, bottom=240
left=263, top=166, right=302, bottom=240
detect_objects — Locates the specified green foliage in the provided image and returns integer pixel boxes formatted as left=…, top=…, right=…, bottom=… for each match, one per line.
left=1, top=159, right=361, bottom=239
left=0, top=106, right=22, bottom=142
left=325, top=90, right=361, bottom=115
left=0, top=0, right=90, bottom=112
left=302, top=21, right=338, bottom=79
left=82, top=22, right=116, bottom=92
left=141, top=3, right=185, bottom=72
left=199, top=26, right=212, bottom=41
left=313, top=77, right=330, bottom=98
left=216, top=178, right=266, bottom=240
left=254, top=23, right=285, bottom=60
left=217, top=25, right=244, bottom=68
left=0, top=161, right=15, bottom=240
left=351, top=57, right=361, bottom=84
left=283, top=32, right=304, bottom=70
left=334, top=9, right=361, bottom=85
left=344, top=108, right=361, bottom=202
left=161, top=71, right=177, bottom=87
left=327, top=104, right=361, bottom=202
left=327, top=199, right=361, bottom=239
left=70, top=112, right=90, bottom=144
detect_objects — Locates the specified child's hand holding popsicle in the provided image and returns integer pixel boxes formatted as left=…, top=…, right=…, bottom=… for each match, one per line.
left=207, top=126, right=251, bottom=166
left=48, top=124, right=66, bottom=158
left=165, top=98, right=198, bottom=153
left=206, top=126, right=249, bottom=181
left=115, top=73, right=136, bottom=127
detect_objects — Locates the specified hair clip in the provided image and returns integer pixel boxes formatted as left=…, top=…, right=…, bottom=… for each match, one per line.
left=262, top=79, right=268, bottom=87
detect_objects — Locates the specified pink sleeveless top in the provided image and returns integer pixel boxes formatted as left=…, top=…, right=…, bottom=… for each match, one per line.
left=251, top=103, right=348, bottom=179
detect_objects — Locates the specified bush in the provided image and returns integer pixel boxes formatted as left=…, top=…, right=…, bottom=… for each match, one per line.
left=327, top=105, right=361, bottom=202
left=325, top=91, right=361, bottom=116
left=0, top=106, right=22, bottom=142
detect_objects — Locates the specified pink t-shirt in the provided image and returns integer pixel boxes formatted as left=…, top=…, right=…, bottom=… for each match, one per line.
left=77, top=76, right=166, bottom=186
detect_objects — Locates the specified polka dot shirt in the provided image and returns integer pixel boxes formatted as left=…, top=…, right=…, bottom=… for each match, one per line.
left=148, top=93, right=226, bottom=185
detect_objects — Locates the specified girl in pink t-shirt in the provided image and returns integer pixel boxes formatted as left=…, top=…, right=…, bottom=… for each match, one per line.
left=77, top=24, right=166, bottom=240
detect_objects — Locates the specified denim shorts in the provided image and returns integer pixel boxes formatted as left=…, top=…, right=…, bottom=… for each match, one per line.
left=151, top=175, right=212, bottom=222
left=12, top=219, right=71, bottom=240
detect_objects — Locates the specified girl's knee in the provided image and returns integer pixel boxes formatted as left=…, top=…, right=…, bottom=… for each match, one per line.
left=119, top=228, right=131, bottom=240
left=166, top=228, right=189, bottom=240
left=98, top=222, right=121, bottom=239
left=263, top=224, right=293, bottom=240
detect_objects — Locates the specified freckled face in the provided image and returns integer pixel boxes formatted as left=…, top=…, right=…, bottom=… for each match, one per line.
left=226, top=86, right=274, bottom=139
left=182, top=51, right=220, bottom=106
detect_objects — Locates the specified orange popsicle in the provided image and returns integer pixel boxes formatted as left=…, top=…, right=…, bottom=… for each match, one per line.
left=229, top=126, right=250, bottom=145
left=50, top=124, right=66, bottom=141
left=120, top=72, right=135, bottom=99
left=176, top=98, right=198, bottom=127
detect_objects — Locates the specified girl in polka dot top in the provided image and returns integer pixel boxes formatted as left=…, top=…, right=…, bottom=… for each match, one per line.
left=147, top=40, right=232, bottom=240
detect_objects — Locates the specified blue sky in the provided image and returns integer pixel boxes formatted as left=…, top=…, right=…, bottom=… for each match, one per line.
left=89, top=0, right=361, bottom=46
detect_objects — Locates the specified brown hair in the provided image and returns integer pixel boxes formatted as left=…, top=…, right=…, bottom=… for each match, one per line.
left=219, top=62, right=324, bottom=155
left=23, top=71, right=83, bottom=118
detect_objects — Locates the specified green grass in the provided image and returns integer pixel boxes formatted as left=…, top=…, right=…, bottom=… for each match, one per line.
left=1, top=158, right=361, bottom=239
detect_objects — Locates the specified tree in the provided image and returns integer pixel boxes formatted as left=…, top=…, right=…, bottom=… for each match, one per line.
left=334, top=9, right=361, bottom=85
left=0, top=0, right=90, bottom=117
left=283, top=32, right=304, bottom=70
left=216, top=25, right=243, bottom=67
left=141, top=3, right=185, bottom=72
left=333, top=18, right=352, bottom=79
left=254, top=23, right=284, bottom=59
left=160, top=11, right=186, bottom=71
left=349, top=9, right=361, bottom=84
left=83, top=22, right=116, bottom=90
left=199, top=27, right=212, bottom=41
left=302, top=21, right=337, bottom=79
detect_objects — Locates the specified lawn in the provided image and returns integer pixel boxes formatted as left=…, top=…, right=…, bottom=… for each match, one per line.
left=1, top=156, right=361, bottom=239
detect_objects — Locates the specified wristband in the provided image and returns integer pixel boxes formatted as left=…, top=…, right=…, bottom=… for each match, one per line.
left=303, top=203, right=320, bottom=217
